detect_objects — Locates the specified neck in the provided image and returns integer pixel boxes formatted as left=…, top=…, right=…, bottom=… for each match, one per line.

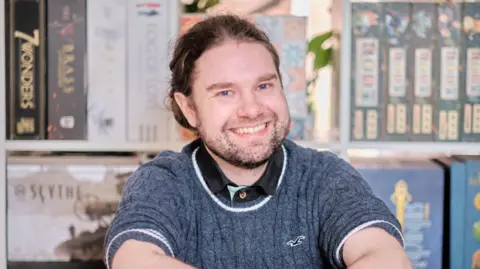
left=205, top=147, right=268, bottom=186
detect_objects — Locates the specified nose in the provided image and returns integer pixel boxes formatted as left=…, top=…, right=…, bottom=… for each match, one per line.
left=237, top=91, right=263, bottom=119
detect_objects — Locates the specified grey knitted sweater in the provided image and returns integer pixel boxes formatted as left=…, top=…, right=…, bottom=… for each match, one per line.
left=104, top=139, right=404, bottom=269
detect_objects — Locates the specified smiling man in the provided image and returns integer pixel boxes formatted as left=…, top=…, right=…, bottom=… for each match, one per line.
left=104, top=14, right=412, bottom=269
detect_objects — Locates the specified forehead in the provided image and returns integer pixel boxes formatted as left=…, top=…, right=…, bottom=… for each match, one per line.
left=193, top=40, right=277, bottom=87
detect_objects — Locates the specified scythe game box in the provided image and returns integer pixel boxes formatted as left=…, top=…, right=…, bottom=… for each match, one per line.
left=6, top=156, right=139, bottom=268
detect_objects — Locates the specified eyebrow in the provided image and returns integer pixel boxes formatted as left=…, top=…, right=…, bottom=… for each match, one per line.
left=205, top=73, right=278, bottom=92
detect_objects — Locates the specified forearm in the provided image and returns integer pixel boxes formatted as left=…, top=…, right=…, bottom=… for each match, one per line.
left=347, top=248, right=412, bottom=269
left=113, top=254, right=197, bottom=269
left=111, top=240, right=197, bottom=269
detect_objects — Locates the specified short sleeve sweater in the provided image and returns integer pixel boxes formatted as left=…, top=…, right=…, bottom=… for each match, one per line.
left=104, top=139, right=404, bottom=269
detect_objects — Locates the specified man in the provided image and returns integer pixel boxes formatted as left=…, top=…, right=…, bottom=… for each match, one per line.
left=103, top=14, right=411, bottom=269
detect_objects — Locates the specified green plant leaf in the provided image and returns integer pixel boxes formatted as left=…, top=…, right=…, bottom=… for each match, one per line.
left=313, top=47, right=332, bottom=70
left=308, top=30, right=333, bottom=53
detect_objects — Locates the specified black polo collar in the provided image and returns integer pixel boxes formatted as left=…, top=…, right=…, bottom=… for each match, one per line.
left=195, top=140, right=284, bottom=196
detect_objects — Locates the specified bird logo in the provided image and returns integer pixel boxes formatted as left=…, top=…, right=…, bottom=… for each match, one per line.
left=286, top=236, right=306, bottom=247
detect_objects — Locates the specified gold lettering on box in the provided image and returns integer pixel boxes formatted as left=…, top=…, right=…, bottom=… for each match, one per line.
left=58, top=44, right=75, bottom=94
left=16, top=118, right=35, bottom=134
left=15, top=30, right=40, bottom=110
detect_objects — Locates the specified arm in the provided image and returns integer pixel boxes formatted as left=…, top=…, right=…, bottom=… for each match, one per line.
left=343, top=227, right=411, bottom=269
left=317, top=154, right=410, bottom=269
left=103, top=165, right=196, bottom=269
left=111, top=240, right=196, bottom=269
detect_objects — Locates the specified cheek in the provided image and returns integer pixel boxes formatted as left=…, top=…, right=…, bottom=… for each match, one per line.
left=197, top=100, right=234, bottom=129
left=265, top=95, right=289, bottom=117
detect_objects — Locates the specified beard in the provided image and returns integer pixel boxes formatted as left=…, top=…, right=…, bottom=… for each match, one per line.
left=197, top=116, right=290, bottom=169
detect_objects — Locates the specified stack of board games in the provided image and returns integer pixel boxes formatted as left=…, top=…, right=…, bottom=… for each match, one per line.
left=349, top=0, right=480, bottom=143
left=436, top=156, right=480, bottom=269
left=177, top=14, right=309, bottom=141
left=5, top=0, right=180, bottom=143
left=6, top=156, right=140, bottom=268
left=351, top=158, right=445, bottom=269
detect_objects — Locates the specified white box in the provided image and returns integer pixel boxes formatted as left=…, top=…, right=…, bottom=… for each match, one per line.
left=7, top=156, right=139, bottom=261
left=87, top=0, right=127, bottom=142
left=127, top=0, right=180, bottom=142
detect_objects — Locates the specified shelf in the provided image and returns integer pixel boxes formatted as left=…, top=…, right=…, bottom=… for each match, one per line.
left=347, top=141, right=480, bottom=159
left=5, top=140, right=186, bottom=153
left=4, top=139, right=342, bottom=153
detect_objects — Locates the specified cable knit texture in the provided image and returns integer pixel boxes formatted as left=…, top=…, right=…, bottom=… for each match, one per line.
left=104, top=139, right=404, bottom=269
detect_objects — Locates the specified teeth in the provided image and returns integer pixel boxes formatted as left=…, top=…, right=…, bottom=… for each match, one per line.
left=233, top=123, right=266, bottom=134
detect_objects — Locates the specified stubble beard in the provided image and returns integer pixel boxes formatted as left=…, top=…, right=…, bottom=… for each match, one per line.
left=198, top=117, right=290, bottom=170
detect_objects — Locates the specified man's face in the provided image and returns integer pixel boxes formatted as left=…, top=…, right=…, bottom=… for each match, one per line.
left=178, top=40, right=290, bottom=169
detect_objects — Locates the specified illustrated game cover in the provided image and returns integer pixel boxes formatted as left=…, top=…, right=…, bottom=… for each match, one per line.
left=461, top=1, right=480, bottom=142
left=443, top=156, right=480, bottom=269
left=435, top=1, right=462, bottom=142
left=409, top=2, right=436, bottom=141
left=6, top=156, right=139, bottom=265
left=46, top=0, right=87, bottom=140
left=353, top=158, right=445, bottom=269
left=382, top=2, right=411, bottom=141
left=350, top=2, right=383, bottom=141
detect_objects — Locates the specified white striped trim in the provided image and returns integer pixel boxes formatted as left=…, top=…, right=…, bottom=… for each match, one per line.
left=334, top=220, right=405, bottom=264
left=192, top=145, right=287, bottom=213
left=105, top=228, right=175, bottom=269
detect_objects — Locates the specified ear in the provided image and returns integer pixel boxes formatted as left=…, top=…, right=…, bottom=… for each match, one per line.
left=173, top=92, right=198, bottom=128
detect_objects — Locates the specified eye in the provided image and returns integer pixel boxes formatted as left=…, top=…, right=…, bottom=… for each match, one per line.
left=217, top=90, right=232, bottom=97
left=258, top=83, right=272, bottom=90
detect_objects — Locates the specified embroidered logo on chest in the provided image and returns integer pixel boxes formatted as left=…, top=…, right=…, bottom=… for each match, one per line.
left=286, top=235, right=306, bottom=247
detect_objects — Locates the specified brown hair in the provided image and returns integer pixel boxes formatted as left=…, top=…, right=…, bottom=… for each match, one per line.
left=167, top=14, right=282, bottom=132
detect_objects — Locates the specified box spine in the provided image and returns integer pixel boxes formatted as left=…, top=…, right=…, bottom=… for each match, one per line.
left=449, top=161, right=467, bottom=269
left=46, top=0, right=87, bottom=140
left=350, top=3, right=383, bottom=141
left=86, top=0, right=127, bottom=142
left=464, top=161, right=480, bottom=269
left=127, top=0, right=171, bottom=143
left=461, top=2, right=480, bottom=142
left=434, top=2, right=462, bottom=142
left=382, top=3, right=411, bottom=141
left=409, top=2, right=436, bottom=141
left=9, top=0, right=47, bottom=139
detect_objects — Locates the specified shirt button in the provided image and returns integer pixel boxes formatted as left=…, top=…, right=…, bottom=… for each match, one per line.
left=239, top=191, right=247, bottom=199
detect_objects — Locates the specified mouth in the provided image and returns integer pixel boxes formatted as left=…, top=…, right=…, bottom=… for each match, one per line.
left=230, top=122, right=268, bottom=135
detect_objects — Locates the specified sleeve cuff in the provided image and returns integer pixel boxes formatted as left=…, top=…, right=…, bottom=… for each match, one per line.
left=334, top=220, right=405, bottom=266
left=105, top=228, right=175, bottom=269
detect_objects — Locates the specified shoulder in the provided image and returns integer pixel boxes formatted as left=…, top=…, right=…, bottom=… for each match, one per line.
left=283, top=140, right=370, bottom=190
left=122, top=148, right=195, bottom=199
left=283, top=139, right=350, bottom=177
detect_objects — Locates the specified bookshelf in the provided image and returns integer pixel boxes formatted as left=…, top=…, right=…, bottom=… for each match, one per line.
left=1, top=0, right=480, bottom=266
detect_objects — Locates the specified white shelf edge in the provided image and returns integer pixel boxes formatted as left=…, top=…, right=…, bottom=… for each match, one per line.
left=5, top=140, right=342, bottom=153
left=347, top=141, right=480, bottom=158
left=5, top=140, right=187, bottom=153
